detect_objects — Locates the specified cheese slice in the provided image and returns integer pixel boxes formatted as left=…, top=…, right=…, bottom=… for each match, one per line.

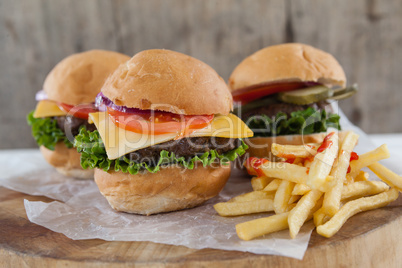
left=89, top=112, right=253, bottom=160
left=33, top=100, right=67, bottom=118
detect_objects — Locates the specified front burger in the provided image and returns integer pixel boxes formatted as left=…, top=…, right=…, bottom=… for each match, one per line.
left=27, top=50, right=130, bottom=179
left=228, top=43, right=357, bottom=159
left=75, top=49, right=253, bottom=215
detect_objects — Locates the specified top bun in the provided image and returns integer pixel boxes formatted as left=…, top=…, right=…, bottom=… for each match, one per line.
left=101, top=49, right=233, bottom=115
left=229, top=43, right=346, bottom=91
left=44, top=50, right=130, bottom=105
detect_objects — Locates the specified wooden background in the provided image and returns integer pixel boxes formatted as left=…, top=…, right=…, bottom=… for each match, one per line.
left=1, top=0, right=401, bottom=149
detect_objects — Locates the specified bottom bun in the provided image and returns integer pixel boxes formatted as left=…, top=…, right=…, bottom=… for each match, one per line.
left=244, top=132, right=346, bottom=161
left=40, top=143, right=94, bottom=180
left=94, top=163, right=231, bottom=215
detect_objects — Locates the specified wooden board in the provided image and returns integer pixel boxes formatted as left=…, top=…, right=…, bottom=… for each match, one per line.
left=0, top=186, right=401, bottom=267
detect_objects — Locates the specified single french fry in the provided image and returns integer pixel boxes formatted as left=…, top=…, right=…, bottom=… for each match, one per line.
left=236, top=212, right=289, bottom=241
left=263, top=178, right=282, bottom=192
left=288, top=195, right=301, bottom=205
left=345, top=174, right=354, bottom=185
left=368, top=162, right=402, bottom=191
left=313, top=207, right=330, bottom=227
left=260, top=161, right=309, bottom=185
left=317, top=188, right=399, bottom=238
left=354, top=171, right=369, bottom=182
left=271, top=143, right=319, bottom=158
left=274, top=180, right=295, bottom=214
left=292, top=183, right=311, bottom=196
left=288, top=190, right=323, bottom=239
left=307, top=132, right=339, bottom=191
left=341, top=181, right=389, bottom=201
left=322, top=132, right=359, bottom=217
left=230, top=191, right=274, bottom=203
left=214, top=199, right=274, bottom=217
left=251, top=176, right=273, bottom=191
left=349, top=144, right=390, bottom=177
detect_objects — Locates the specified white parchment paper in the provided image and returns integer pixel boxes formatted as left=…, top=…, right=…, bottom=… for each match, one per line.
left=0, top=108, right=401, bottom=259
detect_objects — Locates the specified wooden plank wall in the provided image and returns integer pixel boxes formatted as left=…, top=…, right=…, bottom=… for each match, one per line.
left=1, top=0, right=401, bottom=149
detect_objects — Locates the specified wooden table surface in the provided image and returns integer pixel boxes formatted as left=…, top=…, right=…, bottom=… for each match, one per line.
left=1, top=186, right=401, bottom=267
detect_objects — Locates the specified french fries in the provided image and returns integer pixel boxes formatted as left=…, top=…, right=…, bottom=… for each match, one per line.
left=317, top=188, right=399, bottom=238
left=229, top=191, right=274, bottom=203
left=236, top=212, right=289, bottom=241
left=263, top=178, right=282, bottom=192
left=307, top=132, right=339, bottom=190
left=292, top=183, right=311, bottom=195
left=251, top=176, right=273, bottom=191
left=214, top=199, right=274, bottom=216
left=368, top=162, right=402, bottom=191
left=322, top=132, right=359, bottom=216
left=274, top=180, right=295, bottom=214
left=341, top=181, right=389, bottom=201
left=214, top=131, right=401, bottom=241
left=349, top=144, right=390, bottom=177
left=272, top=143, right=319, bottom=158
left=288, top=190, right=323, bottom=238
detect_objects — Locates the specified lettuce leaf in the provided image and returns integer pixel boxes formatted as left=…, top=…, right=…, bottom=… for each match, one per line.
left=74, top=128, right=248, bottom=175
left=245, top=107, right=341, bottom=137
left=27, top=110, right=73, bottom=150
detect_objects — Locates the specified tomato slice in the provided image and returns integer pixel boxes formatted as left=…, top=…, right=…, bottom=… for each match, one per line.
left=232, top=81, right=311, bottom=105
left=58, top=103, right=98, bottom=120
left=107, top=108, right=214, bottom=136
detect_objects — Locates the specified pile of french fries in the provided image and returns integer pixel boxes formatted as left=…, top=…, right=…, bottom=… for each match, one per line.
left=214, top=131, right=402, bottom=240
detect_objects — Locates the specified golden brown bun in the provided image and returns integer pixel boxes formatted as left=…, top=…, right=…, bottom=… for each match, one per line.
left=44, top=50, right=130, bottom=105
left=40, top=143, right=93, bottom=180
left=244, top=132, right=347, bottom=161
left=229, top=43, right=346, bottom=91
left=101, top=49, right=233, bottom=115
left=94, top=163, right=231, bottom=215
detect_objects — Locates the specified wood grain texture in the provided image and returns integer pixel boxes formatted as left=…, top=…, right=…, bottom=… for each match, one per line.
left=1, top=186, right=402, bottom=267
left=1, top=0, right=402, bottom=149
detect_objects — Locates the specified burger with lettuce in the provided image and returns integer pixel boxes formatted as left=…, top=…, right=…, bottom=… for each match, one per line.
left=74, top=49, right=253, bottom=215
left=228, top=43, right=357, bottom=159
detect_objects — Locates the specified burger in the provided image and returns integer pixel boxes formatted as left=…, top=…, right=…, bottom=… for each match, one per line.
left=228, top=43, right=357, bottom=159
left=74, top=49, right=253, bottom=215
left=27, top=50, right=130, bottom=179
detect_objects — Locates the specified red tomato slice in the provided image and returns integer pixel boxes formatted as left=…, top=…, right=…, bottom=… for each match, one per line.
left=58, top=103, right=98, bottom=120
left=107, top=108, right=214, bottom=136
left=232, top=81, right=311, bottom=105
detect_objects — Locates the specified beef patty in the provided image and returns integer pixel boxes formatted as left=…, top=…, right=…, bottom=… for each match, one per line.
left=55, top=116, right=97, bottom=137
left=127, top=137, right=241, bottom=165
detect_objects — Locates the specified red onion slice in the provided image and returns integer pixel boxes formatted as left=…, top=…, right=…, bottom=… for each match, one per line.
left=95, top=93, right=153, bottom=114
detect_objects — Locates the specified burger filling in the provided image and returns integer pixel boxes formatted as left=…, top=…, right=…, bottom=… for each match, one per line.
left=27, top=100, right=98, bottom=150
left=55, top=116, right=96, bottom=137
left=232, top=82, right=357, bottom=137
left=74, top=93, right=251, bottom=175
left=75, top=128, right=248, bottom=175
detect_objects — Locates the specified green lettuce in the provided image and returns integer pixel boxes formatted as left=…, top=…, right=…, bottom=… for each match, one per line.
left=246, top=107, right=341, bottom=137
left=74, top=128, right=248, bottom=175
left=27, top=110, right=73, bottom=150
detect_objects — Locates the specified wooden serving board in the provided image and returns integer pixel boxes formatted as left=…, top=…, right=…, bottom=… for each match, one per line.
left=0, top=186, right=401, bottom=268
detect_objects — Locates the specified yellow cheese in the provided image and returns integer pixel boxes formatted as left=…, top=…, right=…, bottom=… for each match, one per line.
left=189, top=113, right=254, bottom=139
left=33, top=100, right=67, bottom=118
left=89, top=112, right=253, bottom=160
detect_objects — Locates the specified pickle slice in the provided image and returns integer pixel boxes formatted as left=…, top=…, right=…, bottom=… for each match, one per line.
left=328, top=84, right=358, bottom=100
left=278, top=86, right=333, bottom=105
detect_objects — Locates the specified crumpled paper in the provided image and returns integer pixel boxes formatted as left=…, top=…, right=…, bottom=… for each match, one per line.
left=0, top=108, right=401, bottom=260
